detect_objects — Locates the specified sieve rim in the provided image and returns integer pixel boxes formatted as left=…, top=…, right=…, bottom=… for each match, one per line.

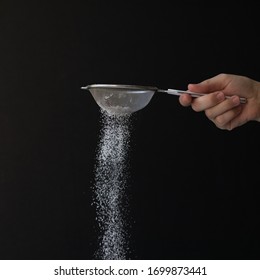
left=86, top=84, right=158, bottom=92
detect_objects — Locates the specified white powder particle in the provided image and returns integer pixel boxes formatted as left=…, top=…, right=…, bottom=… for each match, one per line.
left=92, top=109, right=132, bottom=259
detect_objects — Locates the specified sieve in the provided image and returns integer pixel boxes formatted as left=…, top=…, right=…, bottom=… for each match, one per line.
left=81, top=84, right=247, bottom=115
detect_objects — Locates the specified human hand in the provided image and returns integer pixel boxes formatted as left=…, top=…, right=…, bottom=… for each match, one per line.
left=179, top=73, right=260, bottom=130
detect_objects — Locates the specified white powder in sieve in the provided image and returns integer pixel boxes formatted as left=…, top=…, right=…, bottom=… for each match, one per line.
left=92, top=108, right=132, bottom=260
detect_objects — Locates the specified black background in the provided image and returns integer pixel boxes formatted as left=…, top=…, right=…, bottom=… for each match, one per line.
left=0, top=0, right=260, bottom=260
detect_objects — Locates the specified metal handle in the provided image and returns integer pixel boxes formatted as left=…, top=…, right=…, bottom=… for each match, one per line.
left=158, top=89, right=247, bottom=104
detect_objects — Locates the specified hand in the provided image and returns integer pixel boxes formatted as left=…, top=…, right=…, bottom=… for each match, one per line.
left=179, top=73, right=260, bottom=130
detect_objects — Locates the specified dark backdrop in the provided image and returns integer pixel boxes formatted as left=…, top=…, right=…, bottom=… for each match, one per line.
left=0, top=0, right=259, bottom=259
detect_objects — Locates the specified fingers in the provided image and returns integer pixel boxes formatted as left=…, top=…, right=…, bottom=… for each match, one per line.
left=204, top=95, right=241, bottom=119
left=190, top=91, right=225, bottom=111
left=179, top=93, right=192, bottom=107
left=178, top=73, right=255, bottom=130
left=188, top=73, right=231, bottom=93
left=213, top=106, right=242, bottom=130
left=179, top=91, right=241, bottom=115
left=178, top=91, right=243, bottom=130
left=179, top=91, right=230, bottom=111
left=204, top=95, right=242, bottom=130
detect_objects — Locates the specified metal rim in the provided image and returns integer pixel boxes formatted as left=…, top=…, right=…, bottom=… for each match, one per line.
left=86, top=84, right=158, bottom=91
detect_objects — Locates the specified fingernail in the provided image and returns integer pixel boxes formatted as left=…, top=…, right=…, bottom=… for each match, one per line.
left=216, top=92, right=224, bottom=101
left=231, top=95, right=240, bottom=105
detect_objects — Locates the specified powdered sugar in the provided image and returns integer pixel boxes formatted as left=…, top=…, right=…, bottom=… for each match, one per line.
left=92, top=109, right=132, bottom=259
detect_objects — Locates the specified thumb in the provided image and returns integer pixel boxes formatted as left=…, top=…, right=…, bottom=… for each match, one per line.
left=188, top=74, right=229, bottom=93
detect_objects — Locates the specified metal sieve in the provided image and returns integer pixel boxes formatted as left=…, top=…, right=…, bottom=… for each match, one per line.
left=81, top=84, right=247, bottom=115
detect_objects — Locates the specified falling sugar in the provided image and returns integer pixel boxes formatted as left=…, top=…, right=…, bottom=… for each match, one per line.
left=92, top=109, right=132, bottom=259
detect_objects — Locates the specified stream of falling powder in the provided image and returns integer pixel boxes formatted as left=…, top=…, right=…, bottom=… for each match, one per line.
left=92, top=109, right=132, bottom=260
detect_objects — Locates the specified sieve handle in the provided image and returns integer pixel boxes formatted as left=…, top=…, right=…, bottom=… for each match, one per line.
left=167, top=89, right=247, bottom=104
left=159, top=89, right=247, bottom=104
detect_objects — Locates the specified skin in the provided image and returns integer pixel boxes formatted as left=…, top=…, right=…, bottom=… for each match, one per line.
left=179, top=73, right=260, bottom=130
